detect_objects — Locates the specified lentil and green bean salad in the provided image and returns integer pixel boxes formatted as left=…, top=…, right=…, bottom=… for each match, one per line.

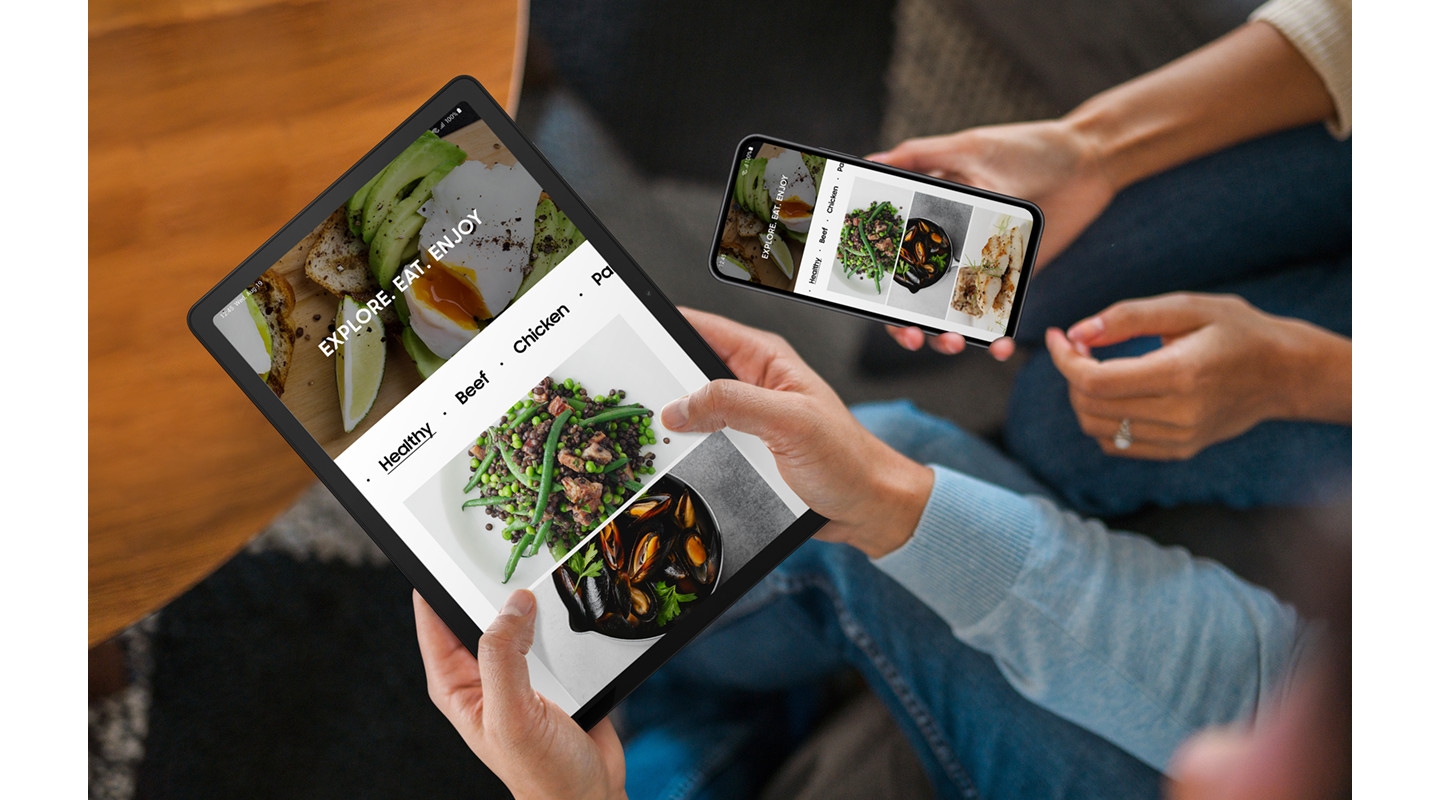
left=837, top=200, right=905, bottom=293
left=462, top=376, right=658, bottom=582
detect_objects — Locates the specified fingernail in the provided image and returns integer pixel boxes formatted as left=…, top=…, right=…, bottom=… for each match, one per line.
left=501, top=590, right=534, bottom=618
left=1067, top=317, right=1102, bottom=340
left=661, top=396, right=690, bottom=429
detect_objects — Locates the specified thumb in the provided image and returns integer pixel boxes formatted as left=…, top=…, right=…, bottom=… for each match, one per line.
left=1066, top=294, right=1217, bottom=348
left=661, top=379, right=804, bottom=447
left=475, top=590, right=539, bottom=720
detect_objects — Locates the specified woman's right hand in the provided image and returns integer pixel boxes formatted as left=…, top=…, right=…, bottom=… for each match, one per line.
left=872, top=118, right=1117, bottom=271
left=872, top=118, right=1117, bottom=359
left=663, top=309, right=934, bottom=559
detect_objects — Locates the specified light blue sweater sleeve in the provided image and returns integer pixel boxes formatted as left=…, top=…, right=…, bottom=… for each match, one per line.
left=872, top=465, right=1307, bottom=773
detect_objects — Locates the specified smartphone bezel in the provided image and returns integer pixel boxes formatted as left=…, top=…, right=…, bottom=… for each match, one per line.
left=709, top=133, right=1045, bottom=346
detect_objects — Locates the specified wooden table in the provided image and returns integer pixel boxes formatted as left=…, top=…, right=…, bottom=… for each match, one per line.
left=89, top=0, right=527, bottom=648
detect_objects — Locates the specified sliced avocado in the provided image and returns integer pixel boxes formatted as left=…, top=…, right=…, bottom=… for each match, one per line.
left=516, top=197, right=584, bottom=300
left=394, top=289, right=410, bottom=326
left=360, top=131, right=466, bottom=245
left=733, top=157, right=770, bottom=219
left=346, top=170, right=383, bottom=237
left=802, top=153, right=827, bottom=188
left=369, top=164, right=453, bottom=288
left=402, top=326, right=447, bottom=379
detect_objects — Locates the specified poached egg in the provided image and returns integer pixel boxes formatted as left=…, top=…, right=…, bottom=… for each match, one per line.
left=763, top=149, right=817, bottom=235
left=405, top=160, right=542, bottom=359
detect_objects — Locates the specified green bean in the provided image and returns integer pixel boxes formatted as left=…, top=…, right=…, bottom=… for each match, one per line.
left=464, top=446, right=497, bottom=493
left=859, top=224, right=884, bottom=285
left=600, top=455, right=630, bottom=474
left=461, top=496, right=508, bottom=509
left=494, top=432, right=536, bottom=490
left=505, top=401, right=541, bottom=431
left=564, top=397, right=587, bottom=413
left=591, top=403, right=648, bottom=416
left=623, top=479, right=644, bottom=492
left=532, top=408, right=573, bottom=526
left=580, top=407, right=654, bottom=427
left=503, top=531, right=536, bottom=583
left=525, top=519, right=552, bottom=557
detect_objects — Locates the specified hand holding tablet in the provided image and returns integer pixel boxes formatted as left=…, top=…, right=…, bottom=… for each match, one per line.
left=190, top=77, right=825, bottom=731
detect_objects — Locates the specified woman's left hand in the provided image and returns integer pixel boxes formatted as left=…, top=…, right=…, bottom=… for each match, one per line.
left=1048, top=293, right=1351, bottom=460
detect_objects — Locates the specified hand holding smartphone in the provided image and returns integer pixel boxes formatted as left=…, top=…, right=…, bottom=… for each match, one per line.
left=710, top=135, right=1043, bottom=347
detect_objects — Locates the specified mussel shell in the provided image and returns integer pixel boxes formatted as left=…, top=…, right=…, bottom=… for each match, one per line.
left=673, top=490, right=697, bottom=530
left=628, top=528, right=668, bottom=583
left=555, top=568, right=587, bottom=630
left=625, top=494, right=672, bottom=522
left=627, top=582, right=658, bottom=624
left=682, top=530, right=708, bottom=568
left=683, top=530, right=719, bottom=585
left=660, top=557, right=690, bottom=585
left=691, top=554, right=719, bottom=586
left=578, top=571, right=613, bottom=623
left=599, top=521, right=624, bottom=572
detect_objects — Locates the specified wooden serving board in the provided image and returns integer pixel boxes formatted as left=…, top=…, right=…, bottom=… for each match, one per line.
left=270, top=123, right=517, bottom=458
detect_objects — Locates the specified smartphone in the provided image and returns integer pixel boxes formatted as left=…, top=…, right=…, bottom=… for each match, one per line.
left=709, top=134, right=1043, bottom=345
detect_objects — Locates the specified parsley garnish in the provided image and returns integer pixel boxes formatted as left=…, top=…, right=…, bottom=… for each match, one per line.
left=654, top=581, right=697, bottom=627
left=567, top=544, right=602, bottom=594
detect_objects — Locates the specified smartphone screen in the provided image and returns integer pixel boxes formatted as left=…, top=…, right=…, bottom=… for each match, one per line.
left=710, top=135, right=1042, bottom=343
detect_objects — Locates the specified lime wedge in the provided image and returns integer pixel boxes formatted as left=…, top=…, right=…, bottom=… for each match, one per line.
left=216, top=291, right=273, bottom=379
left=336, top=296, right=386, bottom=433
left=767, top=235, right=796, bottom=279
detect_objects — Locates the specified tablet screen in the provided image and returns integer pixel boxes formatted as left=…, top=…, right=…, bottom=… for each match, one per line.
left=208, top=100, right=806, bottom=714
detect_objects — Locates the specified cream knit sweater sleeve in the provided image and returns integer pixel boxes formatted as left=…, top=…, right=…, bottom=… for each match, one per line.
left=1252, top=0, right=1352, bottom=138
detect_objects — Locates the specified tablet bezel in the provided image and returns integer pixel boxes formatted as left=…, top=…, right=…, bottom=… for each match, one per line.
left=188, top=76, right=827, bottom=731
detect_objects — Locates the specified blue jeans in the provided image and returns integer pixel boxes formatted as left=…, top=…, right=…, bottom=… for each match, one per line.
left=1005, top=124, right=1352, bottom=516
left=620, top=401, right=1162, bottom=800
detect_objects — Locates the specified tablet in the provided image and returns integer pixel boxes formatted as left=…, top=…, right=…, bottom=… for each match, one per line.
left=188, top=76, right=825, bottom=729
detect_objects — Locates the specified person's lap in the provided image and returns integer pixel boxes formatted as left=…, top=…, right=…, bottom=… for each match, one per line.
left=620, top=401, right=1161, bottom=800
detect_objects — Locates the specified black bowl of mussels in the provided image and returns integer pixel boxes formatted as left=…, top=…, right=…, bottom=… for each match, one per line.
left=894, top=217, right=952, bottom=293
left=553, top=474, right=722, bottom=640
